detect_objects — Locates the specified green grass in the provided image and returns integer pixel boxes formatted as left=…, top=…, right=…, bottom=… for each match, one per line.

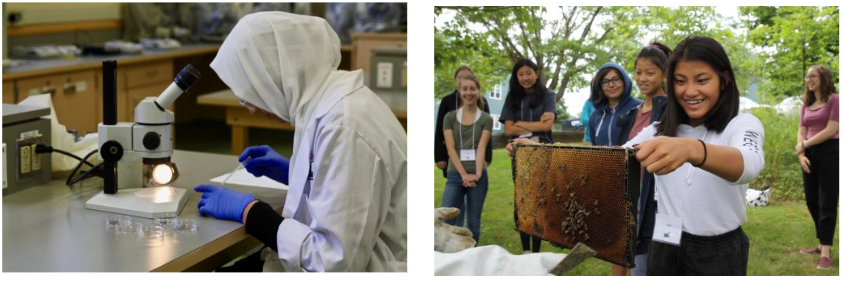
left=435, top=148, right=839, bottom=275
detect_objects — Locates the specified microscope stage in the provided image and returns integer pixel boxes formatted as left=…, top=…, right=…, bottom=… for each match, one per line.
left=86, top=186, right=189, bottom=218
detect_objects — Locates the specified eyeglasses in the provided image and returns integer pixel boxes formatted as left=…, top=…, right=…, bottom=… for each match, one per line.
left=239, top=99, right=259, bottom=115
left=601, top=77, right=623, bottom=87
left=805, top=74, right=819, bottom=80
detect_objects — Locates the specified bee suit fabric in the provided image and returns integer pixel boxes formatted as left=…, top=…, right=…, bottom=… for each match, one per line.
left=210, top=12, right=407, bottom=272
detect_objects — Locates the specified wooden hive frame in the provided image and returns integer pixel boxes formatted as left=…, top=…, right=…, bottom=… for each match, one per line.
left=513, top=143, right=640, bottom=267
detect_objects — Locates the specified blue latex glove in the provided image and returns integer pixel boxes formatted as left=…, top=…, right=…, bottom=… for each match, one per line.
left=239, top=145, right=290, bottom=185
left=194, top=184, right=257, bottom=223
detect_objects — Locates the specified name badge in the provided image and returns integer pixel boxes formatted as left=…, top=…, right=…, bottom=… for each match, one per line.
left=653, top=213, right=682, bottom=246
left=460, top=149, right=476, bottom=161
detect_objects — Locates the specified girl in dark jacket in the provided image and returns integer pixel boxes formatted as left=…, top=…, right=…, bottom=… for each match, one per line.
left=501, top=59, right=557, bottom=254
left=617, top=42, right=671, bottom=276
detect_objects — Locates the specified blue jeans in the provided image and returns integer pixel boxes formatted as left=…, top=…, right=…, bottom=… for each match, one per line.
left=441, top=170, right=489, bottom=244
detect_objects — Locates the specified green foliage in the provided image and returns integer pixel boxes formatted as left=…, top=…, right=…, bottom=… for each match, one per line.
left=434, top=24, right=510, bottom=99
left=749, top=108, right=805, bottom=202
left=435, top=7, right=761, bottom=103
left=435, top=6, right=655, bottom=102
left=740, top=6, right=840, bottom=101
left=555, top=98, right=571, bottom=121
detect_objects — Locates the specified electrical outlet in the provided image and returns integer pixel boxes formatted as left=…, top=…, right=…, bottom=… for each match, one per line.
left=30, top=144, right=41, bottom=171
left=16, top=131, right=43, bottom=179
left=376, top=62, right=393, bottom=88
left=20, top=145, right=31, bottom=174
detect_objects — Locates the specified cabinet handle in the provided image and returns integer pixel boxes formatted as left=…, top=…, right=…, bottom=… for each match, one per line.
left=41, top=86, right=56, bottom=95
left=63, top=83, right=77, bottom=94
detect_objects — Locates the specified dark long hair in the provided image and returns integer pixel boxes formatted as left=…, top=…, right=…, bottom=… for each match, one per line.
left=635, top=42, right=672, bottom=71
left=802, top=65, right=837, bottom=105
left=635, top=42, right=671, bottom=93
left=657, top=36, right=740, bottom=137
left=504, top=59, right=547, bottom=113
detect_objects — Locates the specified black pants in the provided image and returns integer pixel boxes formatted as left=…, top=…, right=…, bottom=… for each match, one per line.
left=520, top=233, right=542, bottom=252
left=802, top=139, right=839, bottom=246
left=647, top=227, right=749, bottom=275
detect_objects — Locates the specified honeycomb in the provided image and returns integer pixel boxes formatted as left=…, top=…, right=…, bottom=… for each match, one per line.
left=513, top=143, right=640, bottom=268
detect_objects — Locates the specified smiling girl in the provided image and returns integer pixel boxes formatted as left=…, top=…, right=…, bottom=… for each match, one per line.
left=442, top=74, right=493, bottom=244
left=618, top=42, right=671, bottom=276
left=795, top=65, right=838, bottom=270
left=623, top=36, right=765, bottom=275
left=501, top=58, right=557, bottom=254
left=588, top=62, right=642, bottom=146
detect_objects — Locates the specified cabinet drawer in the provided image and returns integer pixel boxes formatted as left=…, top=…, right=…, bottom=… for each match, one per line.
left=128, top=83, right=173, bottom=118
left=3, top=81, right=14, bottom=103
left=124, top=61, right=173, bottom=88
left=16, top=70, right=98, bottom=134
left=17, top=71, right=96, bottom=99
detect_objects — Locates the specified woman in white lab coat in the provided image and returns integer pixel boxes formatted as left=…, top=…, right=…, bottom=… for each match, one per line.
left=194, top=11, right=407, bottom=272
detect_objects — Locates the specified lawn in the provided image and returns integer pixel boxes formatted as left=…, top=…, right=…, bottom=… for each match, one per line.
left=434, top=148, right=839, bottom=275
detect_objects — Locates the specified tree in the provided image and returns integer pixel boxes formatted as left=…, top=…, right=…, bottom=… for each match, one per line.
left=555, top=98, right=571, bottom=122
left=739, top=6, right=839, bottom=101
left=434, top=6, right=746, bottom=103
left=435, top=6, right=649, bottom=102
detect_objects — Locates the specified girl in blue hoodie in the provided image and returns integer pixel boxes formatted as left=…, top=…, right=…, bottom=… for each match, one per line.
left=588, top=62, right=641, bottom=276
left=589, top=63, right=642, bottom=147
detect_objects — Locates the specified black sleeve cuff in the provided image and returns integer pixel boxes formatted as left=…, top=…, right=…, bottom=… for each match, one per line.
left=245, top=201, right=283, bottom=252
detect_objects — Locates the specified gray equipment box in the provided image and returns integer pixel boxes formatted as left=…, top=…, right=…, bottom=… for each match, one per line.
left=3, top=103, right=52, bottom=195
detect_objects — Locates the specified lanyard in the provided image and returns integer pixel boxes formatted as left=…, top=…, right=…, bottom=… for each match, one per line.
left=520, top=99, right=534, bottom=122
left=457, top=108, right=479, bottom=150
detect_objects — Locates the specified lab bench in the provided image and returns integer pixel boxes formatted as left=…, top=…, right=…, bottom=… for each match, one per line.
left=197, top=89, right=407, bottom=155
left=2, top=150, right=286, bottom=272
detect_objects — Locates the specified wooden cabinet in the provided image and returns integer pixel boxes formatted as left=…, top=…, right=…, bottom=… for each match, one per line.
left=128, top=83, right=171, bottom=116
left=96, top=60, right=174, bottom=122
left=125, top=61, right=173, bottom=89
left=16, top=70, right=98, bottom=134
left=350, top=33, right=407, bottom=73
left=3, top=81, right=14, bottom=104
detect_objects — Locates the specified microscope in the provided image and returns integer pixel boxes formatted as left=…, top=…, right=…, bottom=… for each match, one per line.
left=85, top=60, right=200, bottom=218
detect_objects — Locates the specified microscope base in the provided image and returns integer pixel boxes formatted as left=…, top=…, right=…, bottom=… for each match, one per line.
left=86, top=186, right=189, bottom=218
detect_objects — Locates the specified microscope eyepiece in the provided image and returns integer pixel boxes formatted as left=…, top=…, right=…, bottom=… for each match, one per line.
left=155, top=64, right=202, bottom=110
left=174, top=64, right=201, bottom=91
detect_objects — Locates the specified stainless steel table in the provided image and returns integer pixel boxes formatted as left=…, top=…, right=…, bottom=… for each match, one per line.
left=2, top=150, right=286, bottom=272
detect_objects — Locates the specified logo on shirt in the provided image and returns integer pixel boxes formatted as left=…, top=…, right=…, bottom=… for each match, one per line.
left=743, top=131, right=761, bottom=154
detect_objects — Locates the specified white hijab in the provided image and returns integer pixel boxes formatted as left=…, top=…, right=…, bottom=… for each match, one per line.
left=210, top=11, right=341, bottom=127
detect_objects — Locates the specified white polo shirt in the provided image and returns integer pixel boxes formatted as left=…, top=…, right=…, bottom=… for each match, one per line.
left=624, top=113, right=765, bottom=236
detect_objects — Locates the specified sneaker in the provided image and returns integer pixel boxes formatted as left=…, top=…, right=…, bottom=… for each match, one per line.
left=800, top=246, right=821, bottom=254
left=817, top=257, right=832, bottom=269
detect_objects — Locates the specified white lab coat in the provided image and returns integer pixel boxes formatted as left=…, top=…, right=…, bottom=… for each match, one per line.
left=211, top=12, right=407, bottom=272
left=435, top=245, right=567, bottom=276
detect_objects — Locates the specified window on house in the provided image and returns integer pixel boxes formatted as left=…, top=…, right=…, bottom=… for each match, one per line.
left=489, top=84, right=502, bottom=100
left=490, top=114, right=501, bottom=130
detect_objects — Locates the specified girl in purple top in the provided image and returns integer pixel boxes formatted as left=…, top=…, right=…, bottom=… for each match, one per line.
left=795, top=65, right=839, bottom=270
